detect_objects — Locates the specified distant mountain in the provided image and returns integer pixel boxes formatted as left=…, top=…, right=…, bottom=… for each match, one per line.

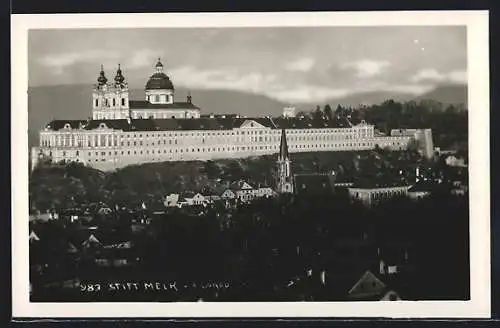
left=27, top=83, right=467, bottom=148
left=413, top=83, right=467, bottom=106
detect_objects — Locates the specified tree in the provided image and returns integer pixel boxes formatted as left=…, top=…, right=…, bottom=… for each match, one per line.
left=335, top=104, right=344, bottom=117
left=323, top=104, right=333, bottom=121
left=312, top=106, right=323, bottom=120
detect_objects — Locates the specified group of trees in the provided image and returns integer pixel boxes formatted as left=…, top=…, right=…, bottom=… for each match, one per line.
left=300, top=99, right=468, bottom=151
left=29, top=146, right=432, bottom=212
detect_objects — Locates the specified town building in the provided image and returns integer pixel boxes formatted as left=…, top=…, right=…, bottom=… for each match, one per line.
left=31, top=58, right=434, bottom=172
left=348, top=185, right=410, bottom=207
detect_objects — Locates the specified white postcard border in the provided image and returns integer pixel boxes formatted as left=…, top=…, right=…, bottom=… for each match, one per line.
left=11, top=11, right=490, bottom=318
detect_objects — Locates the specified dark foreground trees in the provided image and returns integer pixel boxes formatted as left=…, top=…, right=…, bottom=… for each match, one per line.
left=30, top=191, right=469, bottom=302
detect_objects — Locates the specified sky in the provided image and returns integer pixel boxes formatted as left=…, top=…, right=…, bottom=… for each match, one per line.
left=28, top=26, right=467, bottom=103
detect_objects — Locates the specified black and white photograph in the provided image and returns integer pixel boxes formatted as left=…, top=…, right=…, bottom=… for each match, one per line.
left=11, top=11, right=490, bottom=318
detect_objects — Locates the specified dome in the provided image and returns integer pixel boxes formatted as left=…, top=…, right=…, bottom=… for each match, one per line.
left=145, top=72, right=174, bottom=90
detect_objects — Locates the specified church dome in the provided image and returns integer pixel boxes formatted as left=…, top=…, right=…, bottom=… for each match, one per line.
left=145, top=58, right=174, bottom=90
left=145, top=72, right=174, bottom=90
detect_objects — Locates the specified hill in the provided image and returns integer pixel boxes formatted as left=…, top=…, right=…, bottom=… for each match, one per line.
left=413, top=84, right=467, bottom=106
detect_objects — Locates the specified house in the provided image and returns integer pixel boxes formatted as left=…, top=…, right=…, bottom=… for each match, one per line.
left=255, top=187, right=275, bottom=198
left=164, top=193, right=179, bottom=207
left=348, top=184, right=409, bottom=206
left=445, top=155, right=467, bottom=168
left=191, top=193, right=206, bottom=205
left=221, top=189, right=236, bottom=200
left=81, top=233, right=102, bottom=249
left=407, top=181, right=436, bottom=200
left=29, top=230, right=40, bottom=244
left=230, top=180, right=255, bottom=202
left=347, top=270, right=401, bottom=301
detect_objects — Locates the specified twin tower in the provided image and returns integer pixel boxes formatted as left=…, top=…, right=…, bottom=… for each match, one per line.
left=91, top=59, right=183, bottom=120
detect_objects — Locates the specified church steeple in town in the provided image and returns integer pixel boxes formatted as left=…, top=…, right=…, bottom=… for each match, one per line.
left=97, top=64, right=108, bottom=86
left=277, top=129, right=294, bottom=194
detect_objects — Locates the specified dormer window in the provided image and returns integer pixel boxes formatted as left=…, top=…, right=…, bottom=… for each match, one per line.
left=64, top=123, right=71, bottom=129
left=99, top=123, right=107, bottom=129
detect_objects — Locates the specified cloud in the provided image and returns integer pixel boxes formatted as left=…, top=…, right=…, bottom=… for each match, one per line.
left=341, top=59, right=391, bottom=78
left=169, top=66, right=279, bottom=93
left=125, top=49, right=160, bottom=69
left=37, top=50, right=120, bottom=74
left=269, top=87, right=349, bottom=103
left=284, top=58, right=315, bottom=72
left=410, top=68, right=467, bottom=84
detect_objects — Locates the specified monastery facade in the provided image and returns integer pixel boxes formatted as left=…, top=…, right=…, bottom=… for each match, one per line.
left=31, top=59, right=434, bottom=172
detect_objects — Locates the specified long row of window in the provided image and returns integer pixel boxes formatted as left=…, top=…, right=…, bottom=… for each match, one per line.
left=55, top=141, right=376, bottom=160
left=40, top=130, right=379, bottom=148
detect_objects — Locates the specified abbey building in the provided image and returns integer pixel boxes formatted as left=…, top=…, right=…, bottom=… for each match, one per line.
left=31, top=58, right=434, bottom=172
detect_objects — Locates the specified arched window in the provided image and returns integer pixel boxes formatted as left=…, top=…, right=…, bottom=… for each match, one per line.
left=95, top=99, right=98, bottom=107
left=121, top=98, right=125, bottom=106
left=112, top=98, right=116, bottom=107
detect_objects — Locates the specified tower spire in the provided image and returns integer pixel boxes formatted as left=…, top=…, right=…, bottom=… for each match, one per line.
left=279, top=129, right=289, bottom=161
left=97, top=64, right=107, bottom=85
left=114, top=63, right=125, bottom=85
left=277, top=129, right=293, bottom=194
left=187, top=90, right=192, bottom=104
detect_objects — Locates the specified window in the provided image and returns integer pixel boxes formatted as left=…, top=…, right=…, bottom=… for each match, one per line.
left=112, top=99, right=116, bottom=107
left=155, top=95, right=160, bottom=102
left=95, top=99, right=98, bottom=107
left=121, top=98, right=125, bottom=106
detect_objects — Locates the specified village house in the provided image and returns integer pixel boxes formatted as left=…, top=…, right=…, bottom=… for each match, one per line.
left=347, top=270, right=401, bottom=301
left=445, top=155, right=467, bottom=168
left=407, top=181, right=436, bottom=200
left=348, top=184, right=410, bottom=206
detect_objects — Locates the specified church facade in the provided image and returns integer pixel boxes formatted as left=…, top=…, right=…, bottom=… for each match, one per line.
left=31, top=59, right=434, bottom=172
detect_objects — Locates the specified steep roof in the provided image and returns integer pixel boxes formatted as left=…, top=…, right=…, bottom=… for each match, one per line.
left=294, top=173, right=336, bottom=196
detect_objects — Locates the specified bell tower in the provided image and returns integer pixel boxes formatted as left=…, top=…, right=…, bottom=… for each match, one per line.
left=92, top=64, right=130, bottom=120
left=277, top=129, right=294, bottom=194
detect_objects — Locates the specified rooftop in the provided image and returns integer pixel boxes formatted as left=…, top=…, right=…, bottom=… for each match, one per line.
left=44, top=116, right=362, bottom=132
